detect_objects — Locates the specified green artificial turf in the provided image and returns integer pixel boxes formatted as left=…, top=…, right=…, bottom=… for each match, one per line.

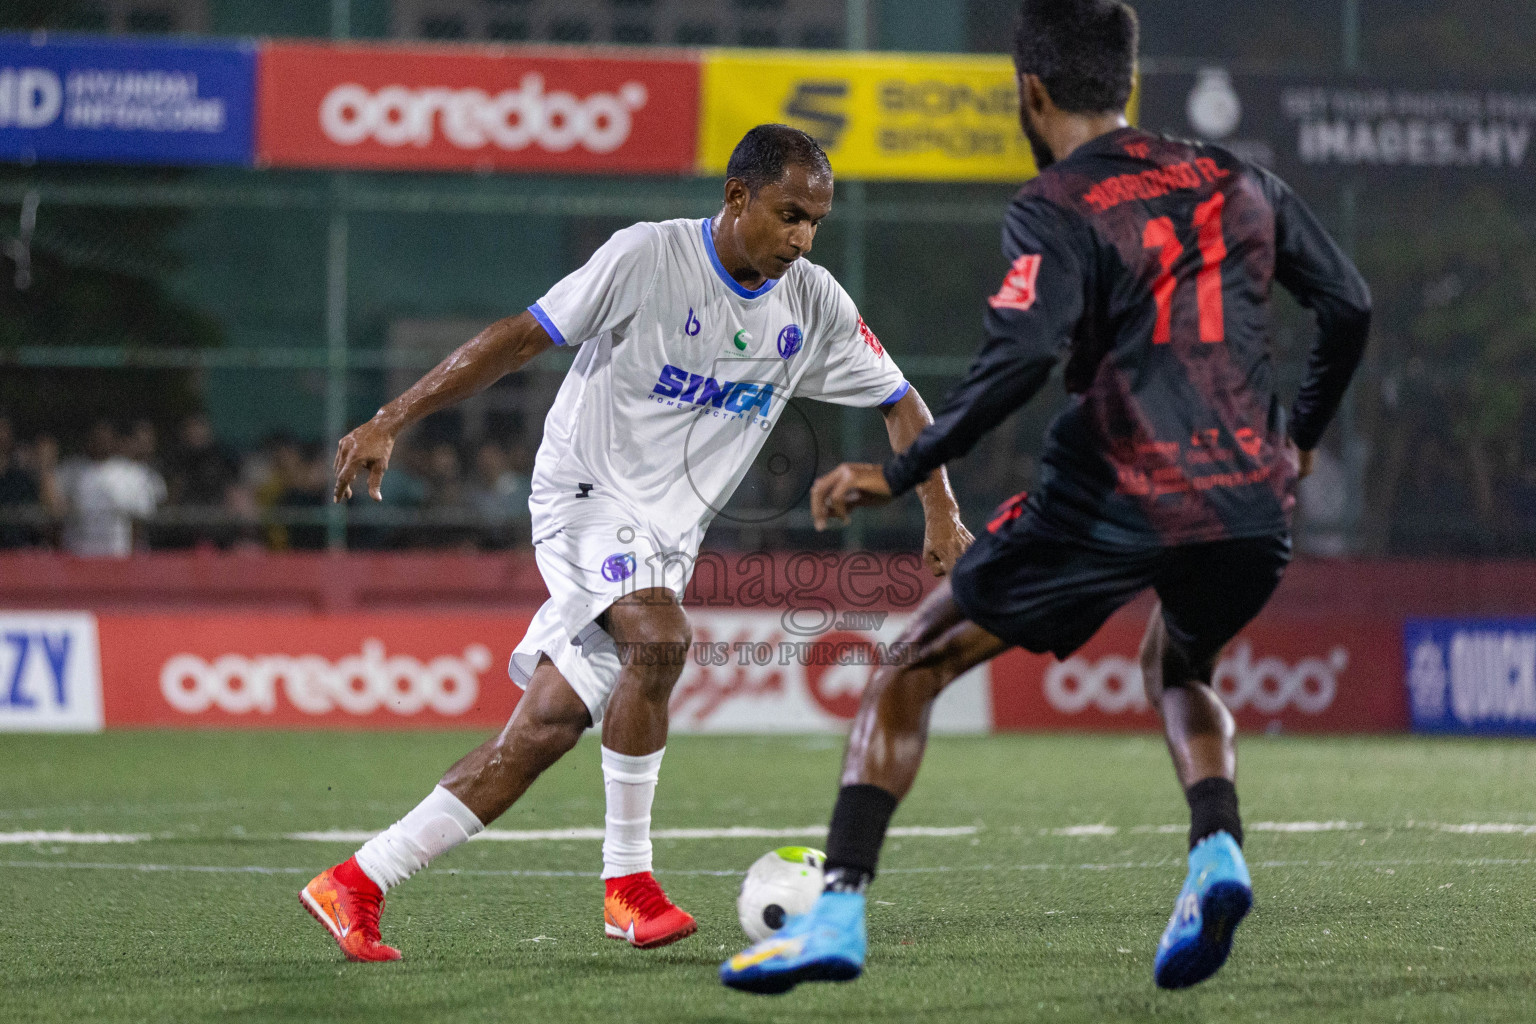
left=2, top=731, right=1534, bottom=1022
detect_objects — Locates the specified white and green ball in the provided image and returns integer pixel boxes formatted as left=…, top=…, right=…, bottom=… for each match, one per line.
left=737, top=846, right=826, bottom=942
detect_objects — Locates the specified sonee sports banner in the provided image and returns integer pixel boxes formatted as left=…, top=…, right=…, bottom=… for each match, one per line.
left=698, top=50, right=1043, bottom=182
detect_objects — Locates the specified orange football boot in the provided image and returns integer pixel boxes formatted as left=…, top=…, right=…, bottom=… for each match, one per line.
left=299, top=856, right=402, bottom=962
left=604, top=871, right=697, bottom=949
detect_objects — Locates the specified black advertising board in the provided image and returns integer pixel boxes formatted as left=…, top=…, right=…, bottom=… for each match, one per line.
left=1141, top=69, right=1536, bottom=187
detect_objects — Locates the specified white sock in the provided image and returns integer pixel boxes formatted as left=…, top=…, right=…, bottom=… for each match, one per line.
left=354, top=785, right=485, bottom=892
left=601, top=746, right=665, bottom=880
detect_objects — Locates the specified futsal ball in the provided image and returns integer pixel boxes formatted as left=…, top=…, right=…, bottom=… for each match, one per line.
left=737, top=846, right=825, bottom=942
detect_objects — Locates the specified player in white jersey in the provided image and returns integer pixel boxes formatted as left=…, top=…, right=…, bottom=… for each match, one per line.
left=299, top=125, right=972, bottom=962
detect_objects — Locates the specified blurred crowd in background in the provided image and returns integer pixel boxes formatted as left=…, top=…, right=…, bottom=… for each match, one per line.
left=0, top=404, right=1382, bottom=560
left=0, top=402, right=1047, bottom=558
left=0, top=412, right=533, bottom=556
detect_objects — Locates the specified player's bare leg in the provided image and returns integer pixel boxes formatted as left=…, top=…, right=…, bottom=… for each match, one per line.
left=839, top=583, right=1008, bottom=800
left=300, top=663, right=583, bottom=962
left=600, top=588, right=692, bottom=757
left=593, top=588, right=699, bottom=948
left=302, top=586, right=698, bottom=962
left=722, top=582, right=1006, bottom=993
left=1140, top=601, right=1252, bottom=990
left=300, top=658, right=590, bottom=962
left=439, top=657, right=593, bottom=821
left=1139, top=601, right=1235, bottom=789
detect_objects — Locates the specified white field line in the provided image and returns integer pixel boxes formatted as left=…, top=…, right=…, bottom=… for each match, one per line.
left=8, top=856, right=1536, bottom=879
left=1047, top=825, right=1121, bottom=837
left=4, top=820, right=1534, bottom=846
left=0, top=831, right=149, bottom=844
left=284, top=825, right=979, bottom=843
left=2, top=859, right=309, bottom=874
left=1050, top=821, right=1364, bottom=837
left=1430, top=822, right=1536, bottom=835
left=1252, top=821, right=1364, bottom=832
left=1059, top=821, right=1536, bottom=837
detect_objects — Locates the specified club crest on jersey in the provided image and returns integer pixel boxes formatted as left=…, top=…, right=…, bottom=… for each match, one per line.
left=650, top=364, right=777, bottom=423
left=856, top=316, right=884, bottom=357
left=601, top=553, right=636, bottom=583
left=776, top=324, right=803, bottom=359
left=990, top=253, right=1042, bottom=311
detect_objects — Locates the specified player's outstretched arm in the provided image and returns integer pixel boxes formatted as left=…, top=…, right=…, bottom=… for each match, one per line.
left=879, top=387, right=973, bottom=575
left=333, top=311, right=555, bottom=502
left=812, top=332, right=1059, bottom=539
left=1261, top=168, right=1372, bottom=455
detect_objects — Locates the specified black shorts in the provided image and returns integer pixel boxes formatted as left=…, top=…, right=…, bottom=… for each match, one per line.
left=949, top=516, right=1291, bottom=665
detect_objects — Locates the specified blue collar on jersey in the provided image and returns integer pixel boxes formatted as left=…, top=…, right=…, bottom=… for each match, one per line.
left=700, top=218, right=778, bottom=300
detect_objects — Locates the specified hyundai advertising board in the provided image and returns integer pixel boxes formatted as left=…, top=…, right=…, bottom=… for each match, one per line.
left=0, top=34, right=255, bottom=166
left=1405, top=618, right=1536, bottom=735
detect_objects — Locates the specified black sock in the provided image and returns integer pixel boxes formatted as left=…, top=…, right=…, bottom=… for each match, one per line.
left=823, top=784, right=899, bottom=893
left=1185, top=777, right=1243, bottom=850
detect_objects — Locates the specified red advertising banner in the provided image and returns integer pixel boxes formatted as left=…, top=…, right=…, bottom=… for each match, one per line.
left=256, top=41, right=700, bottom=174
left=988, top=615, right=1408, bottom=733
left=99, top=613, right=531, bottom=729
left=92, top=609, right=990, bottom=733
left=90, top=608, right=1405, bottom=734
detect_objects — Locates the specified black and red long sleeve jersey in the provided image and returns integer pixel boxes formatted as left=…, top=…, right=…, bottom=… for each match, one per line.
left=884, top=126, right=1371, bottom=548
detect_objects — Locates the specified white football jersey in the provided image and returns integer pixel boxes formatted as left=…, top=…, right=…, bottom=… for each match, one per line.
left=527, top=217, right=908, bottom=548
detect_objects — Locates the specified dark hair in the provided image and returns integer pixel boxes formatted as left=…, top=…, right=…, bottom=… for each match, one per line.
left=725, top=123, right=832, bottom=194
left=1012, top=0, right=1138, bottom=114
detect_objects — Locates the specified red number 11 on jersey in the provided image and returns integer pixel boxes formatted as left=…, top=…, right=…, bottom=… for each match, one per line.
left=1141, top=192, right=1227, bottom=344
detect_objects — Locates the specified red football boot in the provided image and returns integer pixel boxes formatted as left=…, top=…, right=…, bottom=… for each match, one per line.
left=603, top=871, right=698, bottom=949
left=300, top=857, right=402, bottom=962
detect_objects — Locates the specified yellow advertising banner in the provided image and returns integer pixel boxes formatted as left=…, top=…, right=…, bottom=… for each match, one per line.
left=699, top=50, right=1138, bottom=182
left=699, top=50, right=1032, bottom=181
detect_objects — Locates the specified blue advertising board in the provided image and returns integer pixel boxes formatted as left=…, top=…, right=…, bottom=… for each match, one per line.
left=0, top=33, right=254, bottom=167
left=1405, top=618, right=1536, bottom=735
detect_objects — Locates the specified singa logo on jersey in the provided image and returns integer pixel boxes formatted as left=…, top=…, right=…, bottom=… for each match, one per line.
left=651, top=364, right=777, bottom=427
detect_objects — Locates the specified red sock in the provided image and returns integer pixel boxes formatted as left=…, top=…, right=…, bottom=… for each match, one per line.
left=333, top=855, right=382, bottom=896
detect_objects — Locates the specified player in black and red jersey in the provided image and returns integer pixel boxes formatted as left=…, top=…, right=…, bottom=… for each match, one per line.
left=722, top=0, right=1370, bottom=996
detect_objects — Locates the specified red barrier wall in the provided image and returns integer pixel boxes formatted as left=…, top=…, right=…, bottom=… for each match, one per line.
left=988, top=615, right=1405, bottom=733
left=5, top=551, right=1536, bottom=617
left=6, top=552, right=1535, bottom=735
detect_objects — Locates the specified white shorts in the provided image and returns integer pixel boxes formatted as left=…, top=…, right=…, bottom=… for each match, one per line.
left=508, top=489, right=699, bottom=726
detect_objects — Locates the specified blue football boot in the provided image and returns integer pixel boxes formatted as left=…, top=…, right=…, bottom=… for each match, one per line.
left=720, top=891, right=866, bottom=995
left=1153, top=830, right=1253, bottom=990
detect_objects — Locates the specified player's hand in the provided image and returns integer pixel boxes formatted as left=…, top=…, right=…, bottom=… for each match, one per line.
left=1287, top=439, right=1315, bottom=481
left=922, top=512, right=973, bottom=577
left=810, top=462, right=892, bottom=530
left=333, top=416, right=396, bottom=503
